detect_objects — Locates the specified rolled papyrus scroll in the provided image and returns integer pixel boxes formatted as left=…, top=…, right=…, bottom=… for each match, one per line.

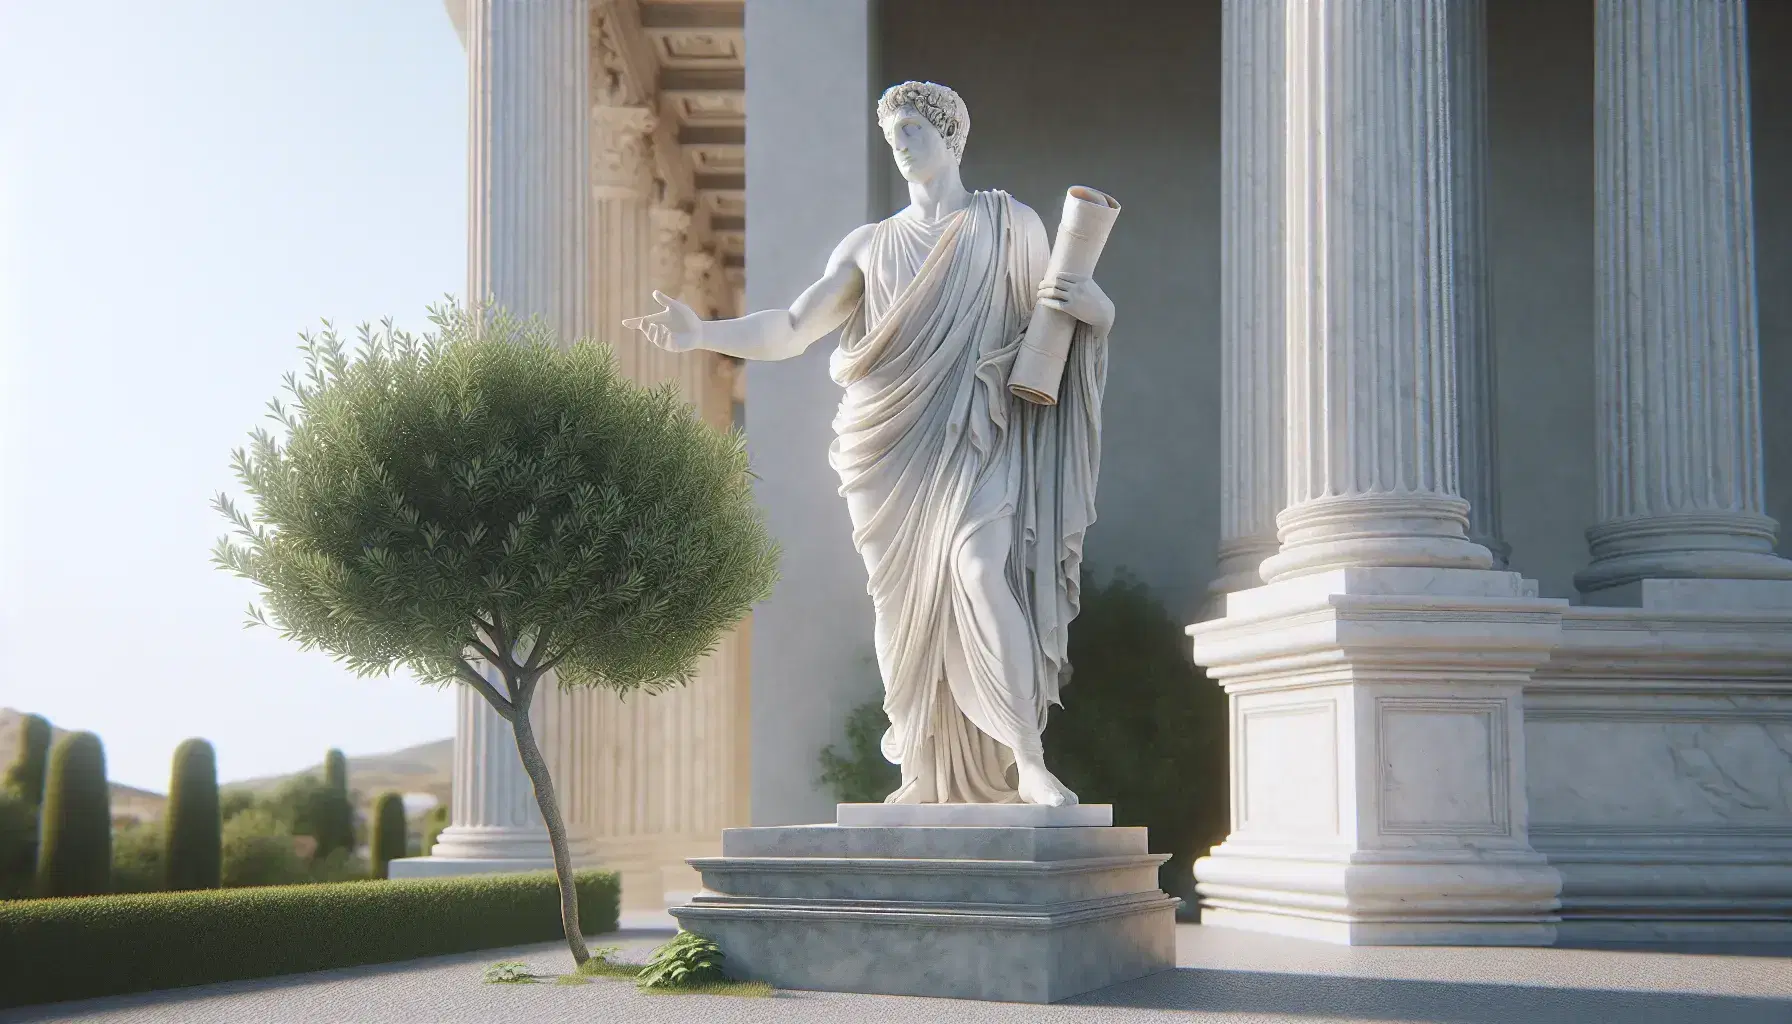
left=1008, top=185, right=1121, bottom=406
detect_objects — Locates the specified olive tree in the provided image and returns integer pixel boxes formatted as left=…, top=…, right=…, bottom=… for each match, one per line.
left=213, top=304, right=778, bottom=963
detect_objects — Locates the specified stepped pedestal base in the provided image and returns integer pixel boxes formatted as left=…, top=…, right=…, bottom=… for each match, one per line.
left=670, top=804, right=1178, bottom=1003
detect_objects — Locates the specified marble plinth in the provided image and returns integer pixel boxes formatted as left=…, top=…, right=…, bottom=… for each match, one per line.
left=1526, top=592, right=1792, bottom=944
left=1190, top=567, right=1568, bottom=946
left=837, top=802, right=1113, bottom=828
left=670, top=822, right=1178, bottom=1003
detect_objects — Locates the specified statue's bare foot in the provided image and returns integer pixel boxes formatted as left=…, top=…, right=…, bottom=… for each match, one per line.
left=1015, top=757, right=1078, bottom=807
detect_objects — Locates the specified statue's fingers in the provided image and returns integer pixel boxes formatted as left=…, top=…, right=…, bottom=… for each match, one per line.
left=621, top=315, right=645, bottom=331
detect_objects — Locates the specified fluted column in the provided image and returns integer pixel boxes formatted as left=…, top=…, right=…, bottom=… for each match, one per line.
left=1257, top=0, right=1493, bottom=584
left=1575, top=0, right=1792, bottom=599
left=590, top=103, right=660, bottom=383
left=1205, top=0, right=1286, bottom=617
left=424, top=0, right=594, bottom=869
left=1450, top=0, right=1509, bottom=569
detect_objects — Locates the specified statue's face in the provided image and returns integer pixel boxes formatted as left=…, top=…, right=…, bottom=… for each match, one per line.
left=884, top=107, right=955, bottom=183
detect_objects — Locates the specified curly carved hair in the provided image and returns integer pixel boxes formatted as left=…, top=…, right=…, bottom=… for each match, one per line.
left=876, top=81, right=969, bottom=162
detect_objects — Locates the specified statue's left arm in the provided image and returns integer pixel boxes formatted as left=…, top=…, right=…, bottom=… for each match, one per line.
left=1020, top=205, right=1115, bottom=335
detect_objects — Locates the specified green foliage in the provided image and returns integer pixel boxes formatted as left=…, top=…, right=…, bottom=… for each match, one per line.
left=257, top=772, right=352, bottom=864
left=220, top=808, right=309, bottom=888
left=369, top=791, right=406, bottom=879
left=218, top=788, right=257, bottom=822
left=572, top=945, right=636, bottom=978
left=4, top=714, right=52, bottom=808
left=420, top=804, right=448, bottom=856
left=308, top=847, right=371, bottom=883
left=817, top=698, right=899, bottom=804
left=110, top=821, right=164, bottom=895
left=211, top=303, right=780, bottom=698
left=0, top=786, right=39, bottom=899
left=483, top=960, right=537, bottom=984
left=636, top=930, right=727, bottom=990
left=36, top=731, right=111, bottom=898
left=0, top=868, right=620, bottom=1009
left=316, top=749, right=355, bottom=860
left=164, top=739, right=222, bottom=891
left=1043, top=570, right=1229, bottom=908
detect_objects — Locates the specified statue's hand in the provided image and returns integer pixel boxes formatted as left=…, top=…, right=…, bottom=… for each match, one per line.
left=622, top=290, right=704, bottom=353
left=1036, top=273, right=1115, bottom=334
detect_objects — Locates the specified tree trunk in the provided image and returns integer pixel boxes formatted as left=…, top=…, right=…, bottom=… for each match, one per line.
left=509, top=704, right=590, bottom=965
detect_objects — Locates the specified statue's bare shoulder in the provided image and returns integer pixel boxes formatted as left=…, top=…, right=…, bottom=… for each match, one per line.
left=830, top=221, right=881, bottom=278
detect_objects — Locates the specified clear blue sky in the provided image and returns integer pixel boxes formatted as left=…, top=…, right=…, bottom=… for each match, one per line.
left=0, top=1, right=467, bottom=791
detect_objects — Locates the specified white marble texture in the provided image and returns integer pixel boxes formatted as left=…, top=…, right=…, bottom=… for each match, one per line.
left=1257, top=0, right=1493, bottom=583
left=1577, top=0, right=1792, bottom=597
left=1206, top=0, right=1285, bottom=616
left=1192, top=568, right=1567, bottom=945
left=1525, top=602, right=1792, bottom=942
left=396, top=0, right=598, bottom=876
left=837, top=803, right=1114, bottom=828
left=673, top=822, right=1177, bottom=1002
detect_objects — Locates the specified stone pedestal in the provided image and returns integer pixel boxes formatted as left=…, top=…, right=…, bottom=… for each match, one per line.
left=670, top=804, right=1178, bottom=1003
left=1191, top=568, right=1568, bottom=945
left=1527, top=578, right=1792, bottom=944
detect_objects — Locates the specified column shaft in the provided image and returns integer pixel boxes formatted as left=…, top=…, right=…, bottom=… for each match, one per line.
left=1206, top=0, right=1286, bottom=615
left=1577, top=0, right=1792, bottom=597
left=1450, top=0, right=1508, bottom=569
left=426, top=0, right=593, bottom=868
left=1260, top=0, right=1493, bottom=583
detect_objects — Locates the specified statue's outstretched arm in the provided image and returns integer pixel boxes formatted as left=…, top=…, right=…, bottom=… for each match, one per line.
left=624, top=224, right=872, bottom=362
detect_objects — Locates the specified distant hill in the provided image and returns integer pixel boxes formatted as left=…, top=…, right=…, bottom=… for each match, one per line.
left=225, top=739, right=453, bottom=810
left=0, top=708, right=451, bottom=822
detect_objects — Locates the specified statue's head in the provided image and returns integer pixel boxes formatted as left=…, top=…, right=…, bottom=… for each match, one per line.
left=876, top=81, right=969, bottom=183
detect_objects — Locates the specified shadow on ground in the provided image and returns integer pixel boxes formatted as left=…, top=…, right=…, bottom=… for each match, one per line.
left=1070, top=967, right=1792, bottom=1023
left=0, top=927, right=678, bottom=1024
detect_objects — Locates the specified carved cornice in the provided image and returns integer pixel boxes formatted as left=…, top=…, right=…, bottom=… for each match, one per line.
left=681, top=249, right=719, bottom=318
left=591, top=104, right=658, bottom=199
left=650, top=206, right=694, bottom=295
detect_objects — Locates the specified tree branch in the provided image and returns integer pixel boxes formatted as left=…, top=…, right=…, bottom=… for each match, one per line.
left=455, top=659, right=515, bottom=718
left=467, top=634, right=506, bottom=669
left=522, top=626, right=553, bottom=673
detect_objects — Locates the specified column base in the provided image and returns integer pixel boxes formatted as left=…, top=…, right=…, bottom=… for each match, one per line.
left=1574, top=512, right=1792, bottom=597
left=388, top=824, right=597, bottom=880
left=1259, top=495, right=1495, bottom=583
left=1189, top=565, right=1568, bottom=947
left=1194, top=844, right=1561, bottom=946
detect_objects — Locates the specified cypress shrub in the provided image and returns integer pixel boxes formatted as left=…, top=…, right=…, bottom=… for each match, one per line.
left=0, top=869, right=620, bottom=1009
left=369, top=791, right=406, bottom=879
left=163, top=739, right=222, bottom=891
left=3, top=713, right=52, bottom=807
left=36, top=731, right=112, bottom=898
left=318, top=748, right=354, bottom=859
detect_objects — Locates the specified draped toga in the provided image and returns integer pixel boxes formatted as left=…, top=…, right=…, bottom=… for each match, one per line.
left=828, top=190, right=1108, bottom=804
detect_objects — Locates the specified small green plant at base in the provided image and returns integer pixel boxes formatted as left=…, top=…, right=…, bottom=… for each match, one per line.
left=640, top=979, right=773, bottom=998
left=482, top=960, right=537, bottom=984
left=571, top=946, right=637, bottom=979
left=636, top=931, right=726, bottom=990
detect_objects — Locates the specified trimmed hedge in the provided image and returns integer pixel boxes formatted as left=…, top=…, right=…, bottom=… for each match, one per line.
left=0, top=868, right=620, bottom=1009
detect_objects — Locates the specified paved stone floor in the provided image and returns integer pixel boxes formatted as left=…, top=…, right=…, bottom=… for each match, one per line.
left=6, top=913, right=1790, bottom=1024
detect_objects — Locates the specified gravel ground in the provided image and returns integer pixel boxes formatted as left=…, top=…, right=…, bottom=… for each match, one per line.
left=5, top=915, right=1789, bottom=1024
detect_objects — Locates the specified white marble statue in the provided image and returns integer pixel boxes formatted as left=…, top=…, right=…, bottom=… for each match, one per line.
left=624, top=81, right=1114, bottom=806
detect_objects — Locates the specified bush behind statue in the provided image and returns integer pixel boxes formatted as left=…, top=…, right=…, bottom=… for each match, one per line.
left=212, top=304, right=778, bottom=964
left=814, top=570, right=1228, bottom=905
